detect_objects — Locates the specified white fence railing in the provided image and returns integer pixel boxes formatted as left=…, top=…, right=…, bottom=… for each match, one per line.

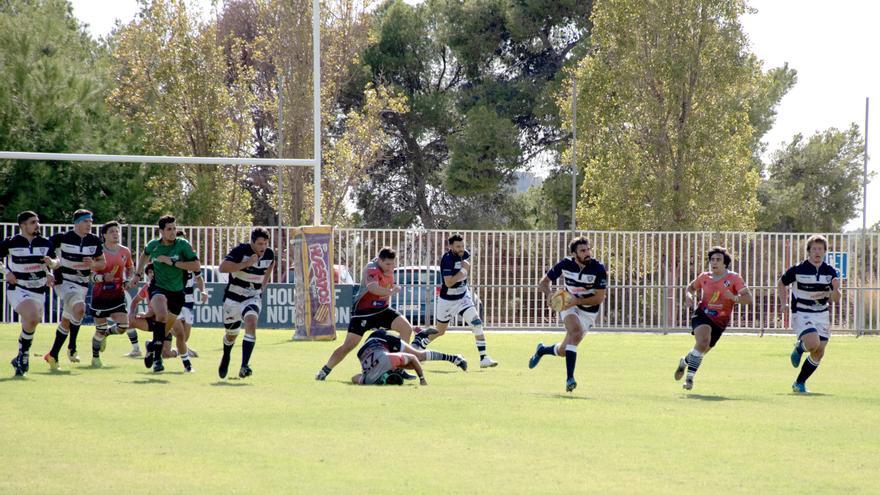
left=3, top=224, right=879, bottom=334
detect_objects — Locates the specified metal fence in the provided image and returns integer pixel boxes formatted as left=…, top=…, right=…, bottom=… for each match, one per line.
left=3, top=224, right=879, bottom=334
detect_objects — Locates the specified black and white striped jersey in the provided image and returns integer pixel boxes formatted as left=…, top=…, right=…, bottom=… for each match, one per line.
left=222, top=243, right=275, bottom=302
left=183, top=269, right=202, bottom=310
left=0, top=234, right=56, bottom=294
left=780, top=260, right=839, bottom=314
left=50, top=230, right=103, bottom=288
left=546, top=257, right=608, bottom=313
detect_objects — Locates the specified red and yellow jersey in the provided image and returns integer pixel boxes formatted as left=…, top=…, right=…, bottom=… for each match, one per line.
left=695, top=271, right=746, bottom=327
left=354, top=260, right=393, bottom=313
left=92, top=245, right=133, bottom=300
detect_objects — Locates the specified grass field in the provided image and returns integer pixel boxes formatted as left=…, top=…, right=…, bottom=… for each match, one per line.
left=1, top=324, right=878, bottom=494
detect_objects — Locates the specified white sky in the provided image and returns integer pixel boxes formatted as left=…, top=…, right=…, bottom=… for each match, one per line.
left=70, top=0, right=878, bottom=230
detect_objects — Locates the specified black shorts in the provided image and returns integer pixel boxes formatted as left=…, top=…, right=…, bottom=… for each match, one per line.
left=348, top=307, right=403, bottom=336
left=89, top=294, right=127, bottom=319
left=148, top=285, right=186, bottom=316
left=690, top=308, right=727, bottom=348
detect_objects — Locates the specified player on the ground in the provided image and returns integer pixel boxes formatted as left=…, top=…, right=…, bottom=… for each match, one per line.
left=315, top=247, right=449, bottom=381
left=778, top=235, right=841, bottom=394
left=3, top=211, right=56, bottom=376
left=43, top=209, right=105, bottom=369
left=87, top=221, right=135, bottom=368
left=217, top=228, right=275, bottom=379
left=673, top=246, right=752, bottom=391
left=351, top=329, right=468, bottom=385
left=131, top=215, right=200, bottom=373
left=529, top=237, right=606, bottom=393
left=411, top=234, right=497, bottom=368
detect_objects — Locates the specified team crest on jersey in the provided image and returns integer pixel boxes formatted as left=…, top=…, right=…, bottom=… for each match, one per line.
left=723, top=280, right=731, bottom=287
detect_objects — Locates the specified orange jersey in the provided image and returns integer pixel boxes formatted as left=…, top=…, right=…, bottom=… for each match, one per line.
left=694, top=271, right=746, bottom=327
left=92, top=245, right=133, bottom=299
left=354, top=261, right=393, bottom=312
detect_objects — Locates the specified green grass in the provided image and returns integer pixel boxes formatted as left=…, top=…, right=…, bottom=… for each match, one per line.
left=1, top=324, right=879, bottom=494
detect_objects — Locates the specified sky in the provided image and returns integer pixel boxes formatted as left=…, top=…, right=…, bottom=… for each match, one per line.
left=69, top=0, right=878, bottom=230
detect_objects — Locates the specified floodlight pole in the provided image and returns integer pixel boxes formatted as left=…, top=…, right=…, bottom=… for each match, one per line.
left=312, top=0, right=322, bottom=226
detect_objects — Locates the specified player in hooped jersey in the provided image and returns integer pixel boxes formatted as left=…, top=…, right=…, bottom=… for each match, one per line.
left=351, top=329, right=467, bottom=385
left=673, top=246, right=752, bottom=391
left=778, top=235, right=841, bottom=393
left=44, top=209, right=106, bottom=369
left=2, top=211, right=56, bottom=376
left=316, top=247, right=463, bottom=381
left=529, top=237, right=607, bottom=392
left=87, top=221, right=135, bottom=367
left=411, top=234, right=498, bottom=368
left=177, top=230, right=207, bottom=358
left=217, top=228, right=275, bottom=379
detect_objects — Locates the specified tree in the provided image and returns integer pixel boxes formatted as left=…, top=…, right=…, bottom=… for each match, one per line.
left=564, top=0, right=792, bottom=231
left=757, top=125, right=868, bottom=232
left=355, top=0, right=592, bottom=228
left=108, top=0, right=254, bottom=225
left=0, top=0, right=159, bottom=223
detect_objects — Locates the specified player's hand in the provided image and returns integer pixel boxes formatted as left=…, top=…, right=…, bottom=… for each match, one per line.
left=561, top=296, right=578, bottom=311
left=42, top=256, right=56, bottom=269
left=135, top=312, right=148, bottom=319
left=83, top=256, right=94, bottom=268
left=722, top=291, right=738, bottom=301
left=811, top=291, right=830, bottom=300
left=243, top=254, right=259, bottom=268
left=6, top=273, right=17, bottom=285
left=46, top=274, right=54, bottom=288
left=458, top=268, right=468, bottom=278
left=199, top=291, right=209, bottom=304
left=155, top=255, right=173, bottom=265
left=419, top=377, right=428, bottom=386
left=780, top=303, right=790, bottom=314
left=390, top=285, right=402, bottom=296
left=684, top=292, right=694, bottom=307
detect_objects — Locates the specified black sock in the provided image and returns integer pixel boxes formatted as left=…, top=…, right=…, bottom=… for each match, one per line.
left=425, top=350, right=456, bottom=363
left=320, top=365, right=332, bottom=377
left=67, top=324, right=80, bottom=352
left=18, top=330, right=34, bottom=355
left=222, top=336, right=234, bottom=358
left=242, top=334, right=255, bottom=367
left=50, top=325, right=69, bottom=359
left=796, top=356, right=820, bottom=383
left=564, top=345, right=577, bottom=380
left=537, top=343, right=558, bottom=357
left=126, top=327, right=139, bottom=346
left=148, top=319, right=165, bottom=355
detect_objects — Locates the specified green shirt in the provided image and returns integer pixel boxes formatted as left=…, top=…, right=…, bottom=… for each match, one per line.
left=144, top=238, right=198, bottom=292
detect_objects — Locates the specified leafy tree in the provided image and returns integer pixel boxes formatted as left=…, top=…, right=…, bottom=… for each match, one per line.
left=564, top=0, right=791, bottom=231
left=0, top=0, right=158, bottom=223
left=758, top=125, right=869, bottom=232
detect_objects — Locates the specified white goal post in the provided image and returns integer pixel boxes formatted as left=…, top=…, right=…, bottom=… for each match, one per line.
left=0, top=0, right=323, bottom=225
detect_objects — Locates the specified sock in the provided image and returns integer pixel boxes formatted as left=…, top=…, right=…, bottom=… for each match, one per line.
left=537, top=343, right=559, bottom=357
left=319, top=364, right=332, bottom=377
left=796, top=356, right=820, bottom=383
left=222, top=335, right=235, bottom=358
left=67, top=324, right=80, bottom=352
left=425, top=350, right=456, bottom=363
left=685, top=349, right=703, bottom=378
left=18, top=330, right=34, bottom=366
left=242, top=334, right=256, bottom=367
left=147, top=319, right=165, bottom=356
left=126, top=328, right=140, bottom=349
left=49, top=325, right=69, bottom=359
left=476, top=340, right=487, bottom=359
left=795, top=340, right=806, bottom=353
left=91, top=334, right=104, bottom=358
left=565, top=344, right=577, bottom=380
left=181, top=351, right=192, bottom=370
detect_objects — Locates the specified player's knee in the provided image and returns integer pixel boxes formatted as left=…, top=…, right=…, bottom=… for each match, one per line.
left=224, top=321, right=242, bottom=336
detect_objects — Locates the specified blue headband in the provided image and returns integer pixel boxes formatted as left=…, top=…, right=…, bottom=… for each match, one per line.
left=73, top=213, right=92, bottom=224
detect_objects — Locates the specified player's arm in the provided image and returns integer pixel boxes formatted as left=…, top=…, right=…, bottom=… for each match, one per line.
left=195, top=271, right=209, bottom=303
left=366, top=281, right=398, bottom=297
left=570, top=288, right=606, bottom=307
left=828, top=278, right=842, bottom=303
left=777, top=266, right=796, bottom=312
left=684, top=278, right=700, bottom=307
left=219, top=252, right=256, bottom=273
left=407, top=355, right=427, bottom=385
left=171, top=258, right=200, bottom=272
left=351, top=373, right=364, bottom=385
left=724, top=286, right=753, bottom=305
left=443, top=270, right=468, bottom=288
left=537, top=274, right=553, bottom=298
left=133, top=252, right=151, bottom=283
left=89, top=253, right=107, bottom=271
left=262, top=261, right=275, bottom=287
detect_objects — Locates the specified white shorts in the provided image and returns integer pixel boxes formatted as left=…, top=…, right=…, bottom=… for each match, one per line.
left=792, top=312, right=831, bottom=340
left=223, top=297, right=262, bottom=328
left=179, top=306, right=194, bottom=325
left=55, top=282, right=87, bottom=321
left=7, top=287, right=46, bottom=313
left=435, top=294, right=476, bottom=324
left=560, top=307, right=597, bottom=333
